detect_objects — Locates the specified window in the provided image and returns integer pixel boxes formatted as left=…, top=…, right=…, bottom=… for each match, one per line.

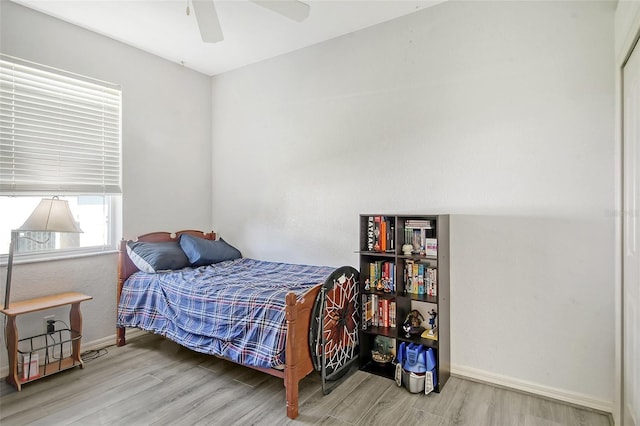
left=0, top=54, right=121, bottom=259
left=0, top=195, right=118, bottom=257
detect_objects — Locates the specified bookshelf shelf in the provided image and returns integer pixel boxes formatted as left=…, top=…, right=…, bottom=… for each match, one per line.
left=398, top=254, right=438, bottom=261
left=361, top=360, right=395, bottom=378
left=358, top=214, right=450, bottom=393
left=362, top=289, right=396, bottom=297
left=358, top=252, right=396, bottom=259
left=407, top=294, right=438, bottom=304
left=396, top=334, right=440, bottom=349
left=362, top=325, right=396, bottom=338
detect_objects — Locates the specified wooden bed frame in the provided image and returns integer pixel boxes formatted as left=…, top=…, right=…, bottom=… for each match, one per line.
left=116, top=230, right=321, bottom=419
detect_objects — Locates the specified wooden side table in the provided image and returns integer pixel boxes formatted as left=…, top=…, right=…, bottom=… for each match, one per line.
left=1, top=292, right=92, bottom=391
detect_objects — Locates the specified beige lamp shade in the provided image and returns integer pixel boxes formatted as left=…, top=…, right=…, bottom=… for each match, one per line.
left=18, top=197, right=83, bottom=233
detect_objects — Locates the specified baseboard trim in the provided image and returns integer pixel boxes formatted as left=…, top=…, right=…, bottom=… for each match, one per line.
left=81, top=328, right=148, bottom=352
left=451, top=364, right=613, bottom=414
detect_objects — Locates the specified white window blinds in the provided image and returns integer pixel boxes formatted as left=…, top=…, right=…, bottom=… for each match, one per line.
left=0, top=54, right=122, bottom=195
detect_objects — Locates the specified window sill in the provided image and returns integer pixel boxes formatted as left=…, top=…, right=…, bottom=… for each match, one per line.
left=0, top=248, right=119, bottom=267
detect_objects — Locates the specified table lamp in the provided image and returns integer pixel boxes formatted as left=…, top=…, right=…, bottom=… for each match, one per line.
left=4, top=197, right=83, bottom=309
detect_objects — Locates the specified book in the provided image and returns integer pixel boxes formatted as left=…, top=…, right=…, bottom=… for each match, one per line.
left=21, top=353, right=40, bottom=380
left=427, top=267, right=437, bottom=297
left=390, top=262, right=395, bottom=292
left=389, top=301, right=397, bottom=328
left=382, top=262, right=389, bottom=292
left=426, top=238, right=437, bottom=257
left=417, top=263, right=425, bottom=295
left=370, top=262, right=378, bottom=289
left=405, top=219, right=431, bottom=229
left=367, top=216, right=374, bottom=251
left=371, top=294, right=378, bottom=326
left=404, top=260, right=414, bottom=293
left=362, top=294, right=373, bottom=329
left=374, top=216, right=382, bottom=251
left=381, top=298, right=389, bottom=327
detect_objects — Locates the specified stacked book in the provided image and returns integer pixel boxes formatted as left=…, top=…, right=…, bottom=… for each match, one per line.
left=367, top=216, right=395, bottom=252
left=362, top=294, right=397, bottom=329
left=404, top=260, right=437, bottom=297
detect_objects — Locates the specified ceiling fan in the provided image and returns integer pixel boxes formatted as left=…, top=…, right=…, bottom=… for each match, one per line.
left=189, top=0, right=311, bottom=43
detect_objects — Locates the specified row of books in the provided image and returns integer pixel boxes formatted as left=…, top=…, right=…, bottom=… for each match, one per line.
left=362, top=294, right=397, bottom=329
left=366, top=216, right=395, bottom=252
left=368, top=261, right=395, bottom=293
left=404, top=260, right=437, bottom=297
left=404, top=222, right=437, bottom=256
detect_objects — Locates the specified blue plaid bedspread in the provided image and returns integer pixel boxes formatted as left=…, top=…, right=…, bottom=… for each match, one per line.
left=117, top=258, right=335, bottom=368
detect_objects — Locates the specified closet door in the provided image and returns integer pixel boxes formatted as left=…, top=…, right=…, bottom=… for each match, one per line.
left=623, top=38, right=640, bottom=426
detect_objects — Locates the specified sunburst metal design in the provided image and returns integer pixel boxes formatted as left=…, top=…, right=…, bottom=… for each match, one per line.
left=320, top=272, right=359, bottom=379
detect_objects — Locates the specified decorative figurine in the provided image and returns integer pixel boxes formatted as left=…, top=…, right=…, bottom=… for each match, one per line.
left=402, top=309, right=425, bottom=338
left=402, top=321, right=412, bottom=338
left=427, top=309, right=437, bottom=331
left=364, top=279, right=370, bottom=291
left=421, top=308, right=438, bottom=340
left=402, top=244, right=413, bottom=256
left=376, top=279, right=384, bottom=291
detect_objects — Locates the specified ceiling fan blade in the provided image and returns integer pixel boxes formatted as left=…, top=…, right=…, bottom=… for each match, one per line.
left=192, top=0, right=224, bottom=43
left=249, top=0, right=310, bottom=22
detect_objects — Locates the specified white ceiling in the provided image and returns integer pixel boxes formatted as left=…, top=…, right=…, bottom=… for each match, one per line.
left=11, top=0, right=446, bottom=76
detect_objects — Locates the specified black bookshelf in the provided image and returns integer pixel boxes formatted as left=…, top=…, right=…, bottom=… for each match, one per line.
left=358, top=214, right=450, bottom=393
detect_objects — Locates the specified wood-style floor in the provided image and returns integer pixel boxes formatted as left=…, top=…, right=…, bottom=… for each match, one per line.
left=0, top=333, right=611, bottom=425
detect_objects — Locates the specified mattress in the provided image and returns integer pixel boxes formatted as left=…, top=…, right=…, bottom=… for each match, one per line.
left=117, top=257, right=335, bottom=368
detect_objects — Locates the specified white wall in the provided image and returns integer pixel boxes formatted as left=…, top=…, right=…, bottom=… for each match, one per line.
left=211, top=0, right=616, bottom=410
left=0, top=2, right=212, bottom=371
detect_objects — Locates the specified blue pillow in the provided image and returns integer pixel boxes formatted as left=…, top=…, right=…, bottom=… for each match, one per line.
left=126, top=241, right=190, bottom=273
left=179, top=234, right=242, bottom=267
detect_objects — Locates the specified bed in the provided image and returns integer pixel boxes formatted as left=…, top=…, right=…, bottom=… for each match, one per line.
left=116, top=230, right=359, bottom=419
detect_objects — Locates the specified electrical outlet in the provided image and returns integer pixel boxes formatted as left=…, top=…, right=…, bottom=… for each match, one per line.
left=43, top=315, right=55, bottom=334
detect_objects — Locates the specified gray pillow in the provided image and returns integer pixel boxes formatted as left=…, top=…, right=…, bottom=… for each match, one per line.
left=126, top=241, right=190, bottom=273
left=179, top=234, right=242, bottom=267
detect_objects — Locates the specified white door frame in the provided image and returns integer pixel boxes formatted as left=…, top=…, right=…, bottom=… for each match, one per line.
left=620, top=20, right=640, bottom=426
